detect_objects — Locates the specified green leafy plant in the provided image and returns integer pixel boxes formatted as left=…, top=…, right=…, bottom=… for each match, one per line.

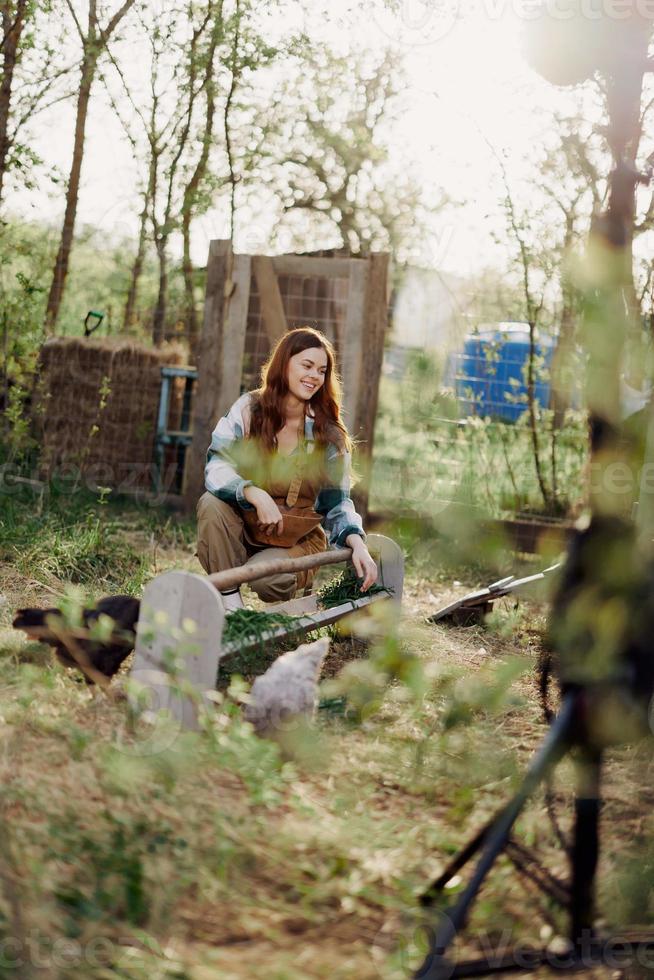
left=316, top=566, right=388, bottom=608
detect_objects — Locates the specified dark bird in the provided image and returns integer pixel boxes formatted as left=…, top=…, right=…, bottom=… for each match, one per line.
left=12, top=595, right=140, bottom=684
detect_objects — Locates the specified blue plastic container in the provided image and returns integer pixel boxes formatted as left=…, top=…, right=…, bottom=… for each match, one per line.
left=446, top=323, right=554, bottom=422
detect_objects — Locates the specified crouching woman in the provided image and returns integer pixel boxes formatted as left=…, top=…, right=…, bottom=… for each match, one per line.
left=196, top=327, right=377, bottom=610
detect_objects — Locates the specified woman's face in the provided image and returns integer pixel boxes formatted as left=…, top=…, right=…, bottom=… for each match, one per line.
left=286, top=346, right=328, bottom=402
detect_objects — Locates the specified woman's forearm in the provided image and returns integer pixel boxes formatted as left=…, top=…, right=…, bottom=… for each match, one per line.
left=243, top=485, right=268, bottom=506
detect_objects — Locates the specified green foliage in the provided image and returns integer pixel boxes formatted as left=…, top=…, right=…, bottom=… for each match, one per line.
left=203, top=684, right=294, bottom=806
left=606, top=837, right=654, bottom=926
left=0, top=483, right=151, bottom=593
left=439, top=656, right=528, bottom=731
left=218, top=608, right=305, bottom=685
left=260, top=45, right=442, bottom=261
left=372, top=369, right=588, bottom=519
left=316, top=565, right=388, bottom=608
left=0, top=224, right=49, bottom=460
left=49, top=811, right=164, bottom=931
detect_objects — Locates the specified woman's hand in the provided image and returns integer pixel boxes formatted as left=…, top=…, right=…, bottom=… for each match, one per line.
left=346, top=534, right=377, bottom=591
left=243, top=486, right=284, bottom=537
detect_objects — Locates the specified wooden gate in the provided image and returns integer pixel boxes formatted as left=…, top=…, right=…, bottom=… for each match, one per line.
left=184, top=241, right=390, bottom=518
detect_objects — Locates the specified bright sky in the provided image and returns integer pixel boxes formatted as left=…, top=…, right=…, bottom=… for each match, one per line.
left=19, top=0, right=582, bottom=278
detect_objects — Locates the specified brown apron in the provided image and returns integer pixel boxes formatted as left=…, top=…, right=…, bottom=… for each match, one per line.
left=242, top=441, right=327, bottom=592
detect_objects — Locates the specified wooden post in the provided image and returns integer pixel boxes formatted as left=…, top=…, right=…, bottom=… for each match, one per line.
left=221, top=252, right=251, bottom=409
left=341, top=258, right=369, bottom=433
left=353, top=253, right=390, bottom=522
left=183, top=241, right=251, bottom=511
left=184, top=240, right=230, bottom=510
left=252, top=255, right=288, bottom=343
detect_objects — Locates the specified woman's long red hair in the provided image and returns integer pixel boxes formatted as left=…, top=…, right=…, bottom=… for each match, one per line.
left=249, top=327, right=350, bottom=453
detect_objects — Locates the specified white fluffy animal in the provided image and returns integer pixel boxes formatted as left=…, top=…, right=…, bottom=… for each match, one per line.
left=244, top=637, right=330, bottom=735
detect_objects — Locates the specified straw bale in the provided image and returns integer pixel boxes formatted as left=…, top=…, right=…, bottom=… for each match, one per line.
left=37, top=338, right=185, bottom=492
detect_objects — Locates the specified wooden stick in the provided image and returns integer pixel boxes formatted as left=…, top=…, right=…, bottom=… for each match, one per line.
left=48, top=623, right=112, bottom=692
left=208, top=547, right=352, bottom=592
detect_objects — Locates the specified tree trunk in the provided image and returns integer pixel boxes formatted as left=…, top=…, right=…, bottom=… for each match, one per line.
left=0, top=0, right=26, bottom=208
left=152, top=238, right=167, bottom=346
left=44, top=0, right=137, bottom=335
left=181, top=6, right=222, bottom=354
left=123, top=189, right=151, bottom=330
left=605, top=53, right=646, bottom=319
left=181, top=210, right=197, bottom=350
left=44, top=49, right=97, bottom=335
left=550, top=216, right=578, bottom=428
left=527, top=319, right=551, bottom=510
left=182, top=88, right=217, bottom=353
left=125, top=86, right=159, bottom=333
left=550, top=301, right=576, bottom=429
left=585, top=49, right=647, bottom=456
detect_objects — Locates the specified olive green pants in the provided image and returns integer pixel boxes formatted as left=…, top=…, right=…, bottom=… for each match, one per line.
left=196, top=492, right=297, bottom=602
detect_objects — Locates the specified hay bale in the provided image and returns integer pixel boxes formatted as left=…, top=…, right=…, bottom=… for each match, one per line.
left=37, top=338, right=186, bottom=492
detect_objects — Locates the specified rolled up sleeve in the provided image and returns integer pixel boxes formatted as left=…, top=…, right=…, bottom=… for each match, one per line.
left=205, top=395, right=255, bottom=510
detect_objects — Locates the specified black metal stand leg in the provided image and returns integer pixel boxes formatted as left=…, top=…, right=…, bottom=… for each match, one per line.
left=570, top=749, right=602, bottom=948
left=420, top=813, right=500, bottom=906
left=414, top=694, right=578, bottom=980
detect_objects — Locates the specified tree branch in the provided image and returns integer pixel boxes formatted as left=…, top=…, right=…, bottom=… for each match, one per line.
left=63, top=0, right=86, bottom=43
left=0, top=0, right=27, bottom=54
left=100, top=0, right=137, bottom=43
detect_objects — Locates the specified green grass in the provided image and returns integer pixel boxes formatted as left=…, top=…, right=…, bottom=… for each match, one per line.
left=0, top=482, right=195, bottom=596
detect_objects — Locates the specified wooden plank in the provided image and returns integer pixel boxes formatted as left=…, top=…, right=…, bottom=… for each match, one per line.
left=221, top=590, right=392, bottom=659
left=488, top=575, right=515, bottom=591
left=208, top=546, right=352, bottom=592
left=427, top=561, right=561, bottom=624
left=130, top=571, right=226, bottom=731
left=183, top=240, right=231, bottom=511
left=272, top=255, right=366, bottom=279
left=501, top=572, right=548, bottom=593
left=252, top=255, right=288, bottom=344
left=427, top=588, right=492, bottom=623
left=219, top=253, right=251, bottom=417
left=341, top=258, right=369, bottom=432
